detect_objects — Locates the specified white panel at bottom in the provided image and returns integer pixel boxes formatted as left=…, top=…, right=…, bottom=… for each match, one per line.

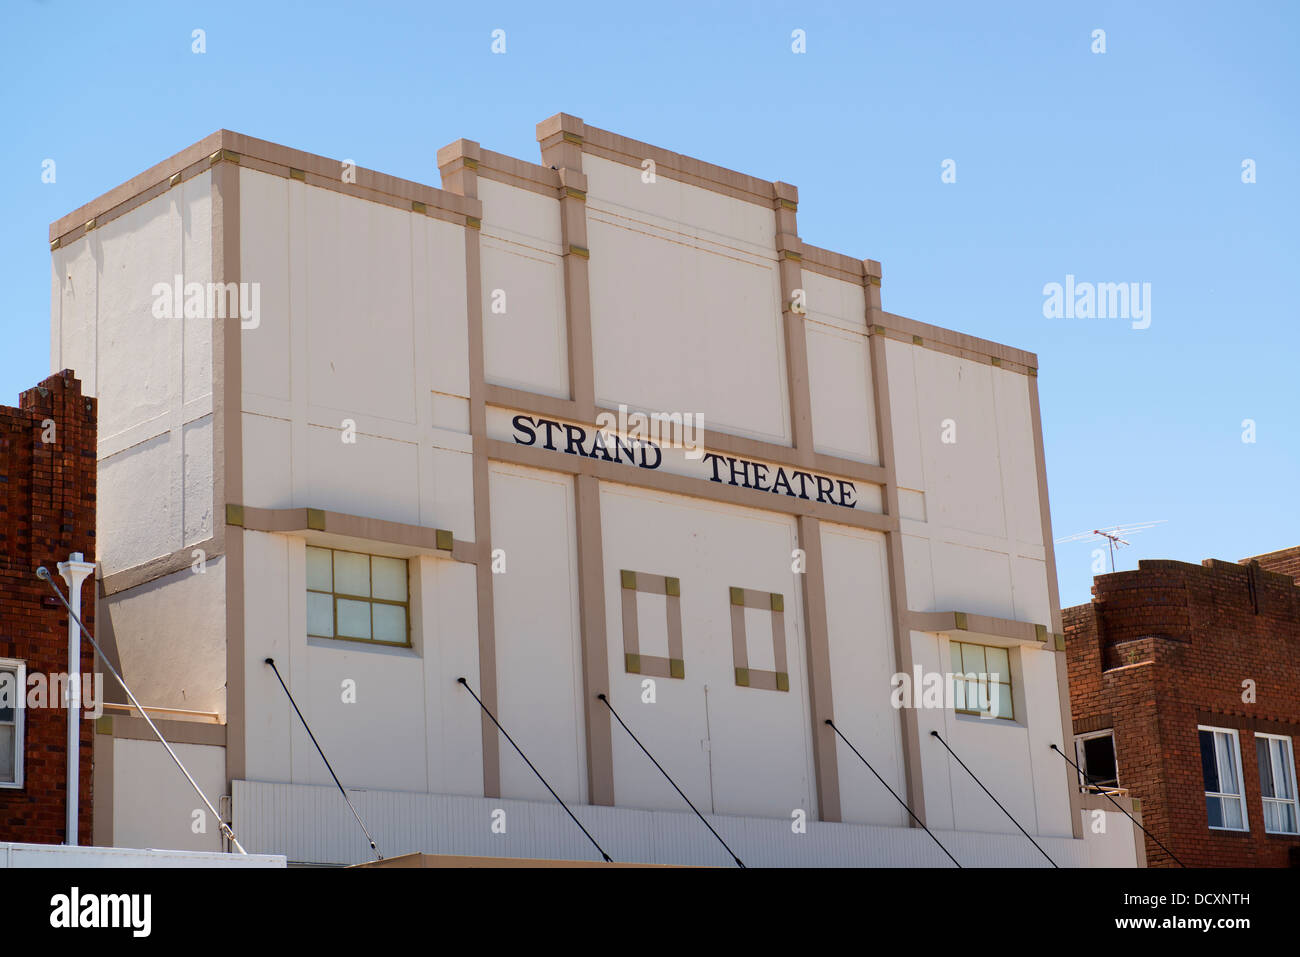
left=231, top=779, right=1101, bottom=868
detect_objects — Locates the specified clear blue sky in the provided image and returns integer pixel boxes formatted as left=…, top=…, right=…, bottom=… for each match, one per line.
left=2, top=1, right=1296, bottom=608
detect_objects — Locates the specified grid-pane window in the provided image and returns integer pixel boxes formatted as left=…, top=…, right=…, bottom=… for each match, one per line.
left=306, top=546, right=410, bottom=645
left=1198, top=727, right=1247, bottom=831
left=0, top=661, right=24, bottom=787
left=1256, top=734, right=1299, bottom=835
left=950, top=641, right=1014, bottom=720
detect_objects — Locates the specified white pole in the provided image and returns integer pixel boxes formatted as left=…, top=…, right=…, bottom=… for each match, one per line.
left=57, top=552, right=95, bottom=846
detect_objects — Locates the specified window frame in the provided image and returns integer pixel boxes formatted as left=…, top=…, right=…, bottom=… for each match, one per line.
left=1198, top=725, right=1249, bottom=833
left=306, top=546, right=412, bottom=648
left=1074, top=728, right=1120, bottom=793
left=0, top=658, right=26, bottom=790
left=1255, top=732, right=1300, bottom=836
left=948, top=639, right=1015, bottom=721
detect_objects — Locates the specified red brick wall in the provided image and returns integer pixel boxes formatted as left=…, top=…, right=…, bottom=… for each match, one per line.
left=0, top=370, right=96, bottom=845
left=1066, top=556, right=1300, bottom=867
left=1247, top=546, right=1300, bottom=586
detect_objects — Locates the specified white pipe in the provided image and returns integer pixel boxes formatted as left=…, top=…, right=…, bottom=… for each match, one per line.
left=57, top=552, right=95, bottom=846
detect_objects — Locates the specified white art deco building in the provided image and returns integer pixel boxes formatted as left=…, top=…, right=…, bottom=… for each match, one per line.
left=48, top=115, right=1142, bottom=866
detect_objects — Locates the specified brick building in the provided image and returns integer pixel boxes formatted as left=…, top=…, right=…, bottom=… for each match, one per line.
left=1065, top=549, right=1300, bottom=867
left=0, top=370, right=97, bottom=844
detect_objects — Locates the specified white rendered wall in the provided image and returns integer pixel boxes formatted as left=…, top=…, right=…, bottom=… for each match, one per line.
left=238, top=168, right=475, bottom=541
left=240, top=528, right=484, bottom=796
left=1083, top=810, right=1141, bottom=867
left=102, top=558, right=227, bottom=715
left=51, top=172, right=215, bottom=575
left=111, top=737, right=226, bottom=852
left=477, top=178, right=569, bottom=398
left=910, top=632, right=1073, bottom=839
left=819, top=522, right=906, bottom=826
left=598, top=482, right=816, bottom=820
left=887, top=339, right=1049, bottom=625
left=802, top=271, right=879, bottom=465
left=487, top=463, right=588, bottom=804
left=883, top=337, right=1069, bottom=838
left=583, top=155, right=791, bottom=446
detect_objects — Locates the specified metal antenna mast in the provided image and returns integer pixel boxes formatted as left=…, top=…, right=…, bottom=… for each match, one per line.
left=1055, top=521, right=1167, bottom=573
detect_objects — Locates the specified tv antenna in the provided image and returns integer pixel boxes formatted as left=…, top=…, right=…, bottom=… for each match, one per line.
left=1055, top=521, right=1167, bottom=573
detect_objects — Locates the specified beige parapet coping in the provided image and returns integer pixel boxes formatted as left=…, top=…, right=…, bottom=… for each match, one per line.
left=875, top=312, right=1038, bottom=375
left=537, top=112, right=781, bottom=209
left=799, top=242, right=869, bottom=284
left=49, top=121, right=1042, bottom=380
left=352, top=852, right=679, bottom=868
left=50, top=129, right=482, bottom=247
left=437, top=139, right=565, bottom=199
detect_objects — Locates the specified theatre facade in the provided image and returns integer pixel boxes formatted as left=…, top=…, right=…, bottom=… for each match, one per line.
left=48, top=115, right=1140, bottom=866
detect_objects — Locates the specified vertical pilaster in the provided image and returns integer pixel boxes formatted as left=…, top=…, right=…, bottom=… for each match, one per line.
left=538, top=113, right=596, bottom=420
left=797, top=516, right=842, bottom=821
left=773, top=183, right=814, bottom=466
left=865, top=258, right=927, bottom=826
left=535, top=114, right=615, bottom=806
left=437, top=138, right=502, bottom=798
left=773, top=184, right=841, bottom=819
left=212, top=154, right=246, bottom=789
left=1028, top=371, right=1084, bottom=838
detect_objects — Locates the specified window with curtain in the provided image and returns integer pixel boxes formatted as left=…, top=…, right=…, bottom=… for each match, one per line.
left=1198, top=726, right=1247, bottom=831
left=0, top=660, right=25, bottom=788
left=1256, top=734, right=1299, bottom=835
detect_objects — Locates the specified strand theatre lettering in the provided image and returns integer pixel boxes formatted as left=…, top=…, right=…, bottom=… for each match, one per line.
left=511, top=414, right=858, bottom=509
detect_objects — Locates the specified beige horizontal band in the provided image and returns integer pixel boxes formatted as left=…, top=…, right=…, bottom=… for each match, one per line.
left=909, top=609, right=1052, bottom=647
left=488, top=438, right=896, bottom=533
left=100, top=535, right=220, bottom=597
left=224, top=504, right=477, bottom=563
left=96, top=714, right=227, bottom=747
